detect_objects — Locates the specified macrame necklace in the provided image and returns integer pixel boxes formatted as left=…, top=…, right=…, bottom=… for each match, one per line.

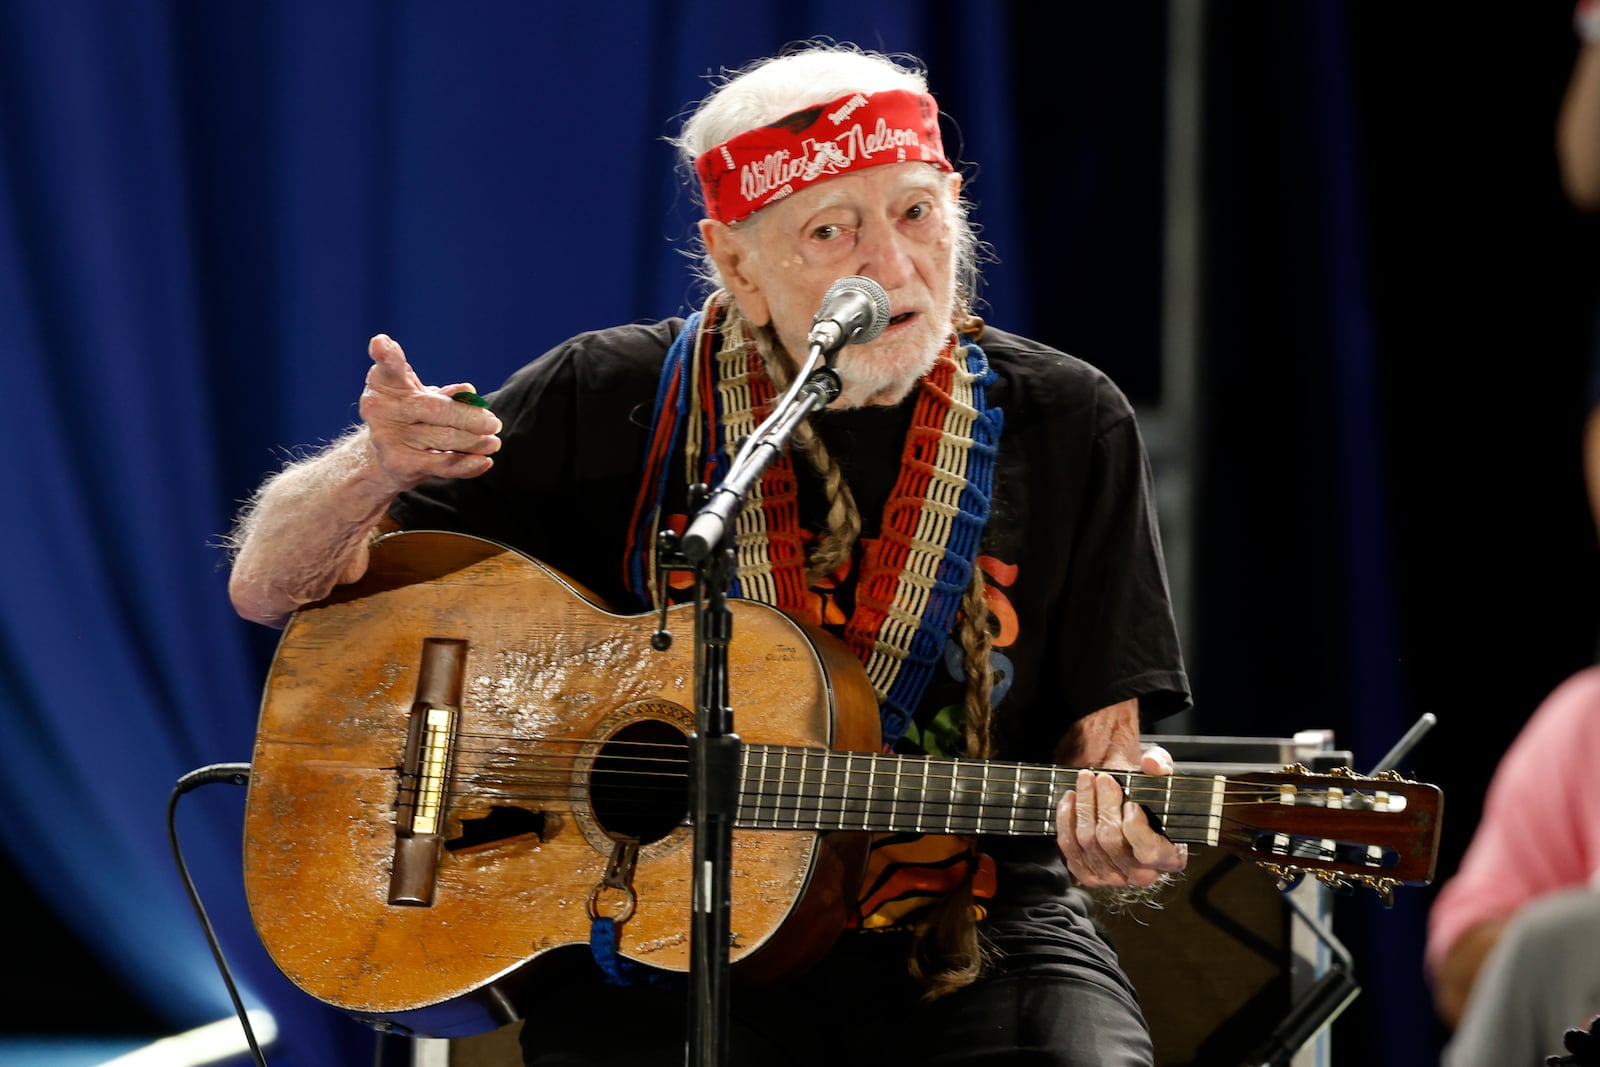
left=624, top=292, right=1003, bottom=750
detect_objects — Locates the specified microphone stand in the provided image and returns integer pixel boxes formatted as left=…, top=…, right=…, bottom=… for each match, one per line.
left=679, top=355, right=842, bottom=563
left=659, top=347, right=841, bottom=1067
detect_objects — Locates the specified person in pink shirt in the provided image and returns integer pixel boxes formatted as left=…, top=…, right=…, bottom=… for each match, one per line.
left=1424, top=666, right=1600, bottom=1028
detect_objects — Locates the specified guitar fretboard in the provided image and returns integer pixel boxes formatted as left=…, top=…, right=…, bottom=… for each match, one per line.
left=736, top=745, right=1225, bottom=845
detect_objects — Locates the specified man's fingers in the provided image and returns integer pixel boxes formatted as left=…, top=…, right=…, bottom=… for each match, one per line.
left=364, top=425, right=499, bottom=489
left=1139, top=744, right=1174, bottom=776
left=1093, top=773, right=1133, bottom=866
left=358, top=337, right=503, bottom=488
left=383, top=416, right=503, bottom=456
left=361, top=357, right=502, bottom=446
left=1066, top=771, right=1115, bottom=884
left=366, top=334, right=425, bottom=392
left=386, top=389, right=503, bottom=439
left=1057, top=791, right=1090, bottom=881
left=1122, top=802, right=1189, bottom=874
left=429, top=452, right=496, bottom=479
left=434, top=388, right=503, bottom=434
left=1059, top=770, right=1190, bottom=888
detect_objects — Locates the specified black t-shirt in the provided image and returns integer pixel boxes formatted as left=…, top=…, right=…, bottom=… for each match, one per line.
left=390, top=317, right=1188, bottom=1039
left=390, top=318, right=1189, bottom=765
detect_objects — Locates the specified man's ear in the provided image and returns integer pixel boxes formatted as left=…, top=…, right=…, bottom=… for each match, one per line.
left=700, top=219, right=770, bottom=326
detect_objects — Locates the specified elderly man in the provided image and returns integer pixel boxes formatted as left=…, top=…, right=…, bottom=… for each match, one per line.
left=230, top=44, right=1190, bottom=1066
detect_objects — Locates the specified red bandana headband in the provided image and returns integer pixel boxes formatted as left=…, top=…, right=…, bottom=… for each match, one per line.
left=694, top=88, right=952, bottom=224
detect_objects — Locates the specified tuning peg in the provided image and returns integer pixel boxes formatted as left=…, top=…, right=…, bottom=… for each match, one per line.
left=1356, top=876, right=1400, bottom=908
left=1314, top=870, right=1355, bottom=895
left=1260, top=862, right=1305, bottom=892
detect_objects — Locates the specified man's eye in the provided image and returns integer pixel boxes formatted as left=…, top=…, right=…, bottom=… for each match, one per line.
left=812, top=224, right=842, bottom=241
left=905, top=202, right=932, bottom=221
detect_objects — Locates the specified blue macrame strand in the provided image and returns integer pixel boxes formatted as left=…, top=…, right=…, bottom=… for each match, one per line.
left=876, top=338, right=1001, bottom=750
left=624, top=309, right=701, bottom=605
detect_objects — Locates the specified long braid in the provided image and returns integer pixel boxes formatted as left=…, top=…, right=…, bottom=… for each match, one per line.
left=958, top=564, right=994, bottom=760
left=789, top=419, right=863, bottom=583
left=953, top=308, right=997, bottom=759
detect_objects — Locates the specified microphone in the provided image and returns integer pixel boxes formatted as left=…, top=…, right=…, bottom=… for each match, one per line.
left=806, top=276, right=891, bottom=362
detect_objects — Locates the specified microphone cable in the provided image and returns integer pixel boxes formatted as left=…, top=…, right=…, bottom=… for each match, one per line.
left=168, top=762, right=270, bottom=1067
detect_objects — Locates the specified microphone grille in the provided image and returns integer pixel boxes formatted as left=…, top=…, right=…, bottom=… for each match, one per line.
left=826, top=275, right=891, bottom=344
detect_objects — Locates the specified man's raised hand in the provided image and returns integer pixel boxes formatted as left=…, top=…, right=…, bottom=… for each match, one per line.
left=359, top=334, right=502, bottom=491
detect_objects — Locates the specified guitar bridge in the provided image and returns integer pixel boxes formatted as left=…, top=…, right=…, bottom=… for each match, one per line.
left=388, top=638, right=467, bottom=906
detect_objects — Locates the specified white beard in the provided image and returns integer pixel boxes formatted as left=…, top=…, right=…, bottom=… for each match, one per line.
left=828, top=324, right=951, bottom=408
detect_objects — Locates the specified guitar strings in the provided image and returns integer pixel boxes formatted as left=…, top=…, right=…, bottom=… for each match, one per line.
left=442, top=731, right=1388, bottom=788
left=387, top=771, right=1386, bottom=871
left=394, top=787, right=1399, bottom=828
left=380, top=729, right=1419, bottom=862
left=387, top=772, right=1403, bottom=870
left=373, top=726, right=1412, bottom=872
left=415, top=735, right=1411, bottom=801
left=392, top=749, right=1406, bottom=812
left=405, top=769, right=1399, bottom=806
left=407, top=760, right=1372, bottom=806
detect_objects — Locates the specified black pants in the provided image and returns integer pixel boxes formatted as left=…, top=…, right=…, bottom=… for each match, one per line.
left=518, top=891, right=1153, bottom=1067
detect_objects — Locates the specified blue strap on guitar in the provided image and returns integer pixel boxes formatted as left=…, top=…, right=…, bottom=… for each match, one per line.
left=588, top=917, right=680, bottom=988
left=587, top=835, right=682, bottom=987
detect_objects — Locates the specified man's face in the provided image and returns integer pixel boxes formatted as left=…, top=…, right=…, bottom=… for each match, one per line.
left=711, top=163, right=961, bottom=408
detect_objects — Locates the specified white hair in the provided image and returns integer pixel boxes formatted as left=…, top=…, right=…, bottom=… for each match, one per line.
left=671, top=43, right=981, bottom=305
left=673, top=46, right=930, bottom=168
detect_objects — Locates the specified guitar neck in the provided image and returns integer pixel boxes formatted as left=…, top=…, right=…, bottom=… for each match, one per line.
left=735, top=742, right=1445, bottom=890
left=736, top=745, right=1224, bottom=845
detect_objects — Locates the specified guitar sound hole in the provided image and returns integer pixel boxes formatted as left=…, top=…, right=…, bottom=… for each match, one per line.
left=589, top=719, right=689, bottom=844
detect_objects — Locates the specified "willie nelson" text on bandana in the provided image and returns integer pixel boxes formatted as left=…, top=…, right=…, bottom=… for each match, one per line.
left=694, top=88, right=953, bottom=224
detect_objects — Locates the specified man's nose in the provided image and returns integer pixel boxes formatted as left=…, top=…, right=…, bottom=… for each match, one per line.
left=855, top=219, right=913, bottom=290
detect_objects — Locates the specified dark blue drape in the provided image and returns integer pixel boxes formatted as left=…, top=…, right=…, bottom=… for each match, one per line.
left=0, top=4, right=1023, bottom=1064
left=1197, top=5, right=1419, bottom=1056
left=1197, top=4, right=1598, bottom=1064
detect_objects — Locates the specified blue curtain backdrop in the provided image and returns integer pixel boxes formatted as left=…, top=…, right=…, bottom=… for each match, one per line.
left=1198, top=3, right=1423, bottom=1050
left=5, top=3, right=1593, bottom=1067
left=0, top=4, right=1024, bottom=1064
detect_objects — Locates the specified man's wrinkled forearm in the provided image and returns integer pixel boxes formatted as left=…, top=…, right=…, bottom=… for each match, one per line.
left=227, top=428, right=401, bottom=627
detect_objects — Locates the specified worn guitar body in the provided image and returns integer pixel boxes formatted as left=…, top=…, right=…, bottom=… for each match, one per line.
left=243, top=531, right=879, bottom=1037
left=245, top=531, right=1443, bottom=1039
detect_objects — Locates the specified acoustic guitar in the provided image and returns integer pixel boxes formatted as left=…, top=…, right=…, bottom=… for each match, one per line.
left=242, top=531, right=1442, bottom=1038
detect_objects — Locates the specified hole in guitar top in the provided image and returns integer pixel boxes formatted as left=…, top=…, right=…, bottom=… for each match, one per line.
left=446, top=805, right=550, bottom=853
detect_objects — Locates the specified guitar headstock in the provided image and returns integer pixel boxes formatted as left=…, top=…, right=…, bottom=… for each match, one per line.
left=1223, top=764, right=1443, bottom=904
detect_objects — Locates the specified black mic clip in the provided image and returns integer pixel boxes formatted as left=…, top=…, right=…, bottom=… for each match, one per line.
left=799, top=363, right=842, bottom=406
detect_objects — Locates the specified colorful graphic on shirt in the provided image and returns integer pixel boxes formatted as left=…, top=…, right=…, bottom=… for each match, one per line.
left=920, top=554, right=1020, bottom=758
left=850, top=833, right=998, bottom=931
